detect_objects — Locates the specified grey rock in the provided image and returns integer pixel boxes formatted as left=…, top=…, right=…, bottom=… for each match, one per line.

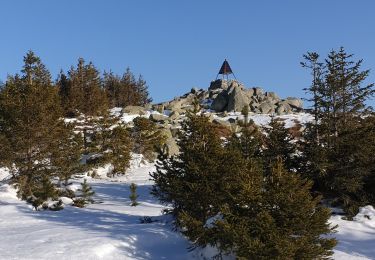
left=259, top=102, right=273, bottom=114
left=254, top=87, right=264, bottom=96
left=265, top=92, right=280, bottom=100
left=245, top=88, right=255, bottom=98
left=160, top=129, right=179, bottom=156
left=227, top=86, right=250, bottom=112
left=150, top=113, right=169, bottom=122
left=211, top=91, right=228, bottom=112
left=123, top=106, right=146, bottom=115
left=209, top=79, right=229, bottom=91
left=169, top=111, right=180, bottom=120
left=286, top=97, right=303, bottom=108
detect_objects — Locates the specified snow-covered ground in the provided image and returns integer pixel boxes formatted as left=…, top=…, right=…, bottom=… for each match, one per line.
left=1, top=161, right=375, bottom=259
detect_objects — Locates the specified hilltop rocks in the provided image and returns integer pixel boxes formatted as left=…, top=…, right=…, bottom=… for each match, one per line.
left=123, top=106, right=146, bottom=115
left=208, top=79, right=302, bottom=114
left=227, top=85, right=250, bottom=112
left=153, top=79, right=303, bottom=116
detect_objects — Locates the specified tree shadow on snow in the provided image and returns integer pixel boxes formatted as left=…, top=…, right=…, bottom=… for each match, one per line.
left=17, top=183, right=191, bottom=260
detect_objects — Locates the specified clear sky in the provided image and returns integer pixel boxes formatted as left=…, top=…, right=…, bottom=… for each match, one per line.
left=1, top=0, right=374, bottom=106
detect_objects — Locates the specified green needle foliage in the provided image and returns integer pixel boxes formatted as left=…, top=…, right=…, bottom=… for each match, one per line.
left=129, top=183, right=139, bottom=206
left=74, top=179, right=95, bottom=207
left=132, top=117, right=166, bottom=161
left=151, top=113, right=336, bottom=258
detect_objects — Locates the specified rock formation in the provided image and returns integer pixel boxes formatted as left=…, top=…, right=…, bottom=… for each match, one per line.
left=156, top=79, right=303, bottom=115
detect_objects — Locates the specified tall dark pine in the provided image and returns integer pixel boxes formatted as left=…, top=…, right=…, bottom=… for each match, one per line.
left=301, top=52, right=325, bottom=144
left=0, top=51, right=62, bottom=200
left=68, top=58, right=108, bottom=115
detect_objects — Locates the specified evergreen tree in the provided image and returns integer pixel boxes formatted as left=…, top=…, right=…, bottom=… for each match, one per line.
left=0, top=51, right=63, bottom=201
left=74, top=179, right=95, bottom=207
left=263, top=118, right=297, bottom=173
left=227, top=120, right=263, bottom=161
left=104, top=68, right=152, bottom=107
left=132, top=117, right=166, bottom=161
left=300, top=47, right=375, bottom=215
left=67, top=58, right=108, bottom=116
left=50, top=122, right=84, bottom=187
left=88, top=113, right=133, bottom=176
left=212, top=159, right=336, bottom=259
left=129, top=183, right=139, bottom=206
left=151, top=113, right=336, bottom=258
left=151, top=114, right=225, bottom=224
left=301, top=52, right=325, bottom=144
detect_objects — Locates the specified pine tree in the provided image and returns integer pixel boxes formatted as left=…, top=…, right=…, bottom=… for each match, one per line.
left=129, top=183, right=139, bottom=206
left=227, top=120, right=263, bottom=161
left=67, top=58, right=108, bottom=116
left=74, top=179, right=95, bottom=207
left=151, top=114, right=225, bottom=224
left=151, top=113, right=336, bottom=258
left=89, top=113, right=133, bottom=176
left=301, top=52, right=325, bottom=144
left=213, top=159, right=336, bottom=259
left=132, top=117, right=166, bottom=161
left=50, top=122, right=84, bottom=187
left=104, top=68, right=152, bottom=107
left=110, top=124, right=132, bottom=176
left=300, top=47, right=375, bottom=215
left=56, top=71, right=74, bottom=117
left=263, top=118, right=297, bottom=173
left=0, top=51, right=63, bottom=201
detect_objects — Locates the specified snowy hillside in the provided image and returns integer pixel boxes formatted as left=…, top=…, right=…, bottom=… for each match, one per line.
left=1, top=161, right=375, bottom=260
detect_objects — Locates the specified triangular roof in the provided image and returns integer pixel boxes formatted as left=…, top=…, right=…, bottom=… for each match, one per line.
left=218, top=59, right=233, bottom=75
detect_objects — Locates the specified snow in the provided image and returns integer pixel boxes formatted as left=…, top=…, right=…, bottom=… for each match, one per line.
left=0, top=111, right=374, bottom=259
left=331, top=206, right=375, bottom=259
left=212, top=112, right=314, bottom=128
left=1, top=160, right=375, bottom=259
left=0, top=167, right=11, bottom=182
left=0, top=162, right=194, bottom=260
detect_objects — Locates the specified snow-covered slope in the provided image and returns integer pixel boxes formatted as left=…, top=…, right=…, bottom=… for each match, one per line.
left=0, top=163, right=194, bottom=260
left=1, top=161, right=375, bottom=259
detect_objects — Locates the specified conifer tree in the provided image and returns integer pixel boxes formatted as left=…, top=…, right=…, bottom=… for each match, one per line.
left=51, top=123, right=84, bottom=186
left=89, top=113, right=133, bottom=176
left=104, top=68, right=152, bottom=107
left=212, top=159, right=336, bottom=259
left=151, top=114, right=225, bottom=224
left=132, top=117, right=166, bottom=161
left=67, top=58, right=108, bottom=116
left=129, top=183, right=139, bottom=206
left=300, top=47, right=375, bottom=215
left=74, top=179, right=95, bottom=207
left=0, top=51, right=63, bottom=201
left=263, top=118, right=297, bottom=173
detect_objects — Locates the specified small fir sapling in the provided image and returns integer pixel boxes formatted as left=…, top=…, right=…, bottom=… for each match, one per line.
left=129, top=183, right=139, bottom=206
left=73, top=179, right=95, bottom=207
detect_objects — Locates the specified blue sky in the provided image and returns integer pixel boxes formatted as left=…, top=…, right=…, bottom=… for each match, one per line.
left=1, top=0, right=374, bottom=105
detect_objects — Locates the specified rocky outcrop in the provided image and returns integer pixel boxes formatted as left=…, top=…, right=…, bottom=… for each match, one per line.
left=123, top=106, right=146, bottom=115
left=209, top=79, right=302, bottom=114
left=153, top=79, right=303, bottom=115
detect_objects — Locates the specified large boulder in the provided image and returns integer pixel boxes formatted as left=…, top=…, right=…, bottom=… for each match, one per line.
left=276, top=101, right=292, bottom=115
left=227, top=86, right=250, bottom=112
left=259, top=102, right=274, bottom=114
left=160, top=129, right=179, bottom=156
left=169, top=111, right=180, bottom=120
left=285, top=97, right=303, bottom=109
left=254, top=87, right=264, bottom=96
left=150, top=113, right=169, bottom=123
left=265, top=92, right=280, bottom=101
left=123, top=106, right=146, bottom=115
left=209, top=79, right=229, bottom=91
left=211, top=91, right=228, bottom=112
